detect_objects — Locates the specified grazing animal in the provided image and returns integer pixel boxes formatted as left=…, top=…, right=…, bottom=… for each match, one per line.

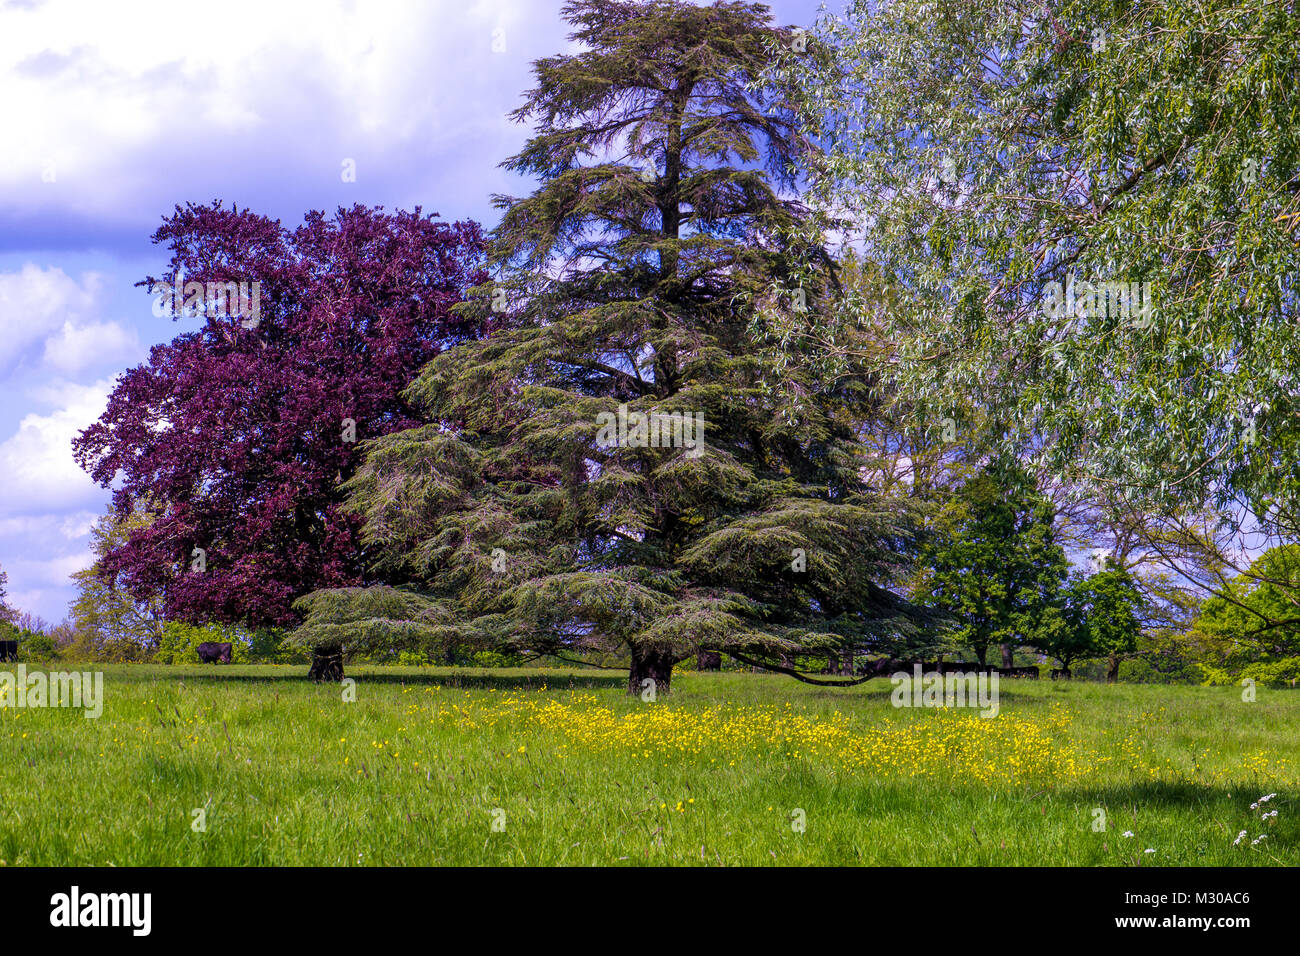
left=936, top=660, right=986, bottom=674
left=0, top=640, right=16, bottom=662
left=866, top=659, right=1010, bottom=678
left=197, top=641, right=233, bottom=664
left=1050, top=668, right=1071, bottom=680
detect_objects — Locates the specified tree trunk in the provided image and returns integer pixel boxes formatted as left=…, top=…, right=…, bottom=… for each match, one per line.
left=696, top=650, right=722, bottom=671
left=1000, top=643, right=1014, bottom=669
left=1106, top=652, right=1120, bottom=683
left=628, top=645, right=675, bottom=696
left=308, top=644, right=344, bottom=682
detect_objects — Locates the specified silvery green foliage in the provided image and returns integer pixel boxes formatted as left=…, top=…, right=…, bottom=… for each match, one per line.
left=766, top=0, right=1300, bottom=537
left=292, top=0, right=938, bottom=687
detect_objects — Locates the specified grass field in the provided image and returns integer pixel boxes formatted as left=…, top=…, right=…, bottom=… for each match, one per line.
left=0, top=665, right=1295, bottom=866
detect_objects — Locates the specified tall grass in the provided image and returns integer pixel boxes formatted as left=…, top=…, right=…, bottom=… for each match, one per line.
left=0, top=666, right=1294, bottom=865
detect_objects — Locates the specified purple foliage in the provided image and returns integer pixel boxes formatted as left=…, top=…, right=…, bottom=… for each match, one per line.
left=74, top=201, right=487, bottom=628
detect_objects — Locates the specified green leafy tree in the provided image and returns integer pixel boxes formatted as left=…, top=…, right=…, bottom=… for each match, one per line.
left=155, top=621, right=252, bottom=665
left=69, top=505, right=166, bottom=661
left=1034, top=573, right=1096, bottom=677
left=769, top=0, right=1300, bottom=581
left=292, top=0, right=932, bottom=692
left=921, top=461, right=1069, bottom=667
left=22, top=633, right=57, bottom=662
left=1192, top=545, right=1300, bottom=685
left=1054, top=565, right=1144, bottom=680
left=0, top=564, right=16, bottom=631
left=1121, top=627, right=1205, bottom=685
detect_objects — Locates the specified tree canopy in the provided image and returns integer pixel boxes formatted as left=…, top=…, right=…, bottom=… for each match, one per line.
left=292, top=0, right=935, bottom=689
left=768, top=0, right=1300, bottom=547
left=1057, top=563, right=1145, bottom=679
left=69, top=504, right=166, bottom=660
left=73, top=203, right=486, bottom=636
left=920, top=460, right=1069, bottom=666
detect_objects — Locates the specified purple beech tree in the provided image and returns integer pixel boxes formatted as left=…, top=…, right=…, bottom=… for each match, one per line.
left=74, top=202, right=486, bottom=679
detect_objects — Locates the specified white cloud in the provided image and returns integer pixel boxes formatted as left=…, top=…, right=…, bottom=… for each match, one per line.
left=7, top=551, right=95, bottom=587
left=0, top=263, right=137, bottom=374
left=0, top=263, right=99, bottom=366
left=0, top=378, right=110, bottom=622
left=0, top=510, right=98, bottom=539
left=0, top=377, right=112, bottom=518
left=0, top=0, right=553, bottom=224
left=3, top=546, right=96, bottom=625
left=0, top=521, right=100, bottom=627
left=41, top=318, right=138, bottom=374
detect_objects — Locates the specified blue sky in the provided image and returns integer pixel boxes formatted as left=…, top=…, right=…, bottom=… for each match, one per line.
left=0, top=0, right=828, bottom=623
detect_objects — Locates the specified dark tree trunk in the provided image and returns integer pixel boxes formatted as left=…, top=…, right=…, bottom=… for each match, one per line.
left=999, top=643, right=1014, bottom=669
left=696, top=650, right=722, bottom=671
left=1106, top=653, right=1120, bottom=683
left=828, top=652, right=855, bottom=676
left=309, top=644, right=344, bottom=682
left=628, top=645, right=675, bottom=696
left=975, top=645, right=987, bottom=667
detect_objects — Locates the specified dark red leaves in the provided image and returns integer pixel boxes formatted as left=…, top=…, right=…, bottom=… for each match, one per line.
left=73, top=201, right=487, bottom=628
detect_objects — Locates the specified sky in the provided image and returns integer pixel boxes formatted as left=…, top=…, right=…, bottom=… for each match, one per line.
left=0, top=0, right=829, bottom=624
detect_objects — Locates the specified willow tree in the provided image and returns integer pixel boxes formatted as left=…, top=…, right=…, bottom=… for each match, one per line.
left=767, top=0, right=1300, bottom=590
left=293, top=0, right=932, bottom=691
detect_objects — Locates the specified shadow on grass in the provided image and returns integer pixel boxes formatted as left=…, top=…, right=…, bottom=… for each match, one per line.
left=1068, top=778, right=1274, bottom=812
left=343, top=669, right=626, bottom=690
left=144, top=666, right=629, bottom=691
left=792, top=680, right=1051, bottom=705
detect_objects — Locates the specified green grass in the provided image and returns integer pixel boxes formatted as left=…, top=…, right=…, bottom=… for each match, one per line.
left=0, top=665, right=1295, bottom=865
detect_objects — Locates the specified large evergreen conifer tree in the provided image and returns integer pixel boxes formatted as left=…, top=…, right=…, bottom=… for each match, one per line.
left=294, top=0, right=931, bottom=691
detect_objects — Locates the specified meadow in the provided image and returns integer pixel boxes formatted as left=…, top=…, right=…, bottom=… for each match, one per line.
left=0, top=666, right=1295, bottom=866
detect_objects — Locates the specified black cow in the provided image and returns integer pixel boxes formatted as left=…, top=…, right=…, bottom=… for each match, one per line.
left=197, top=641, right=233, bottom=664
left=936, top=660, right=986, bottom=674
left=863, top=657, right=903, bottom=677
left=1050, top=668, right=1072, bottom=680
left=0, top=640, right=16, bottom=662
